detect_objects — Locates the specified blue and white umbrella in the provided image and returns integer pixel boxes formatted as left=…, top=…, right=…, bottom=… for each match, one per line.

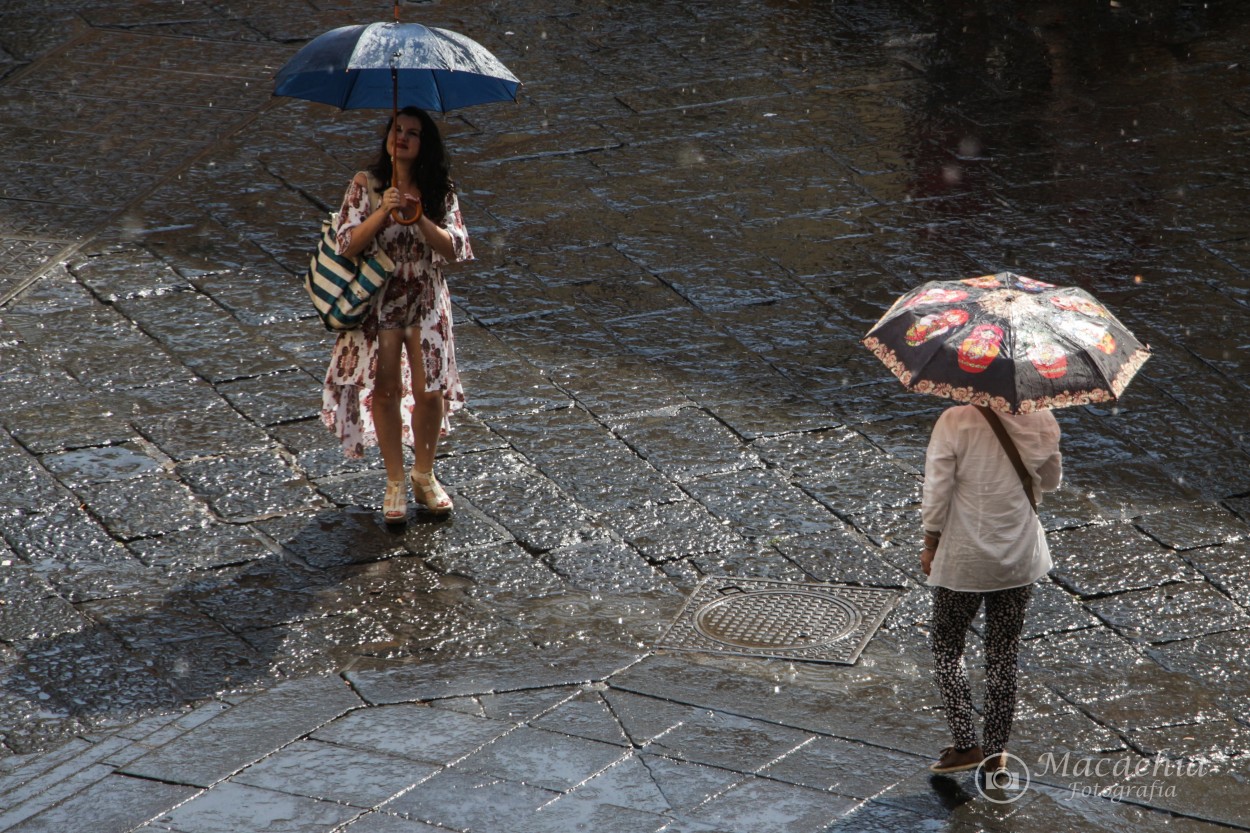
left=273, top=20, right=520, bottom=113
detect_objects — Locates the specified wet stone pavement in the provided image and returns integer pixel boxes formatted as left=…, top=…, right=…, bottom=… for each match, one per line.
left=1, top=0, right=1250, bottom=830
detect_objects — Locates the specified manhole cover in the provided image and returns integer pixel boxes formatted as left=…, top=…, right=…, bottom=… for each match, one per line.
left=657, top=577, right=898, bottom=665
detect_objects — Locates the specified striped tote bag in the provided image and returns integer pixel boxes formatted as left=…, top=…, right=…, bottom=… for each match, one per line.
left=305, top=175, right=395, bottom=331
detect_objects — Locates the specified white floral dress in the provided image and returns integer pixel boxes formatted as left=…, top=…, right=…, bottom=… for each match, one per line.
left=321, top=173, right=473, bottom=459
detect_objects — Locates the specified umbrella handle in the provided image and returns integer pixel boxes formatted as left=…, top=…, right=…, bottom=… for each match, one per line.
left=391, top=204, right=422, bottom=225
left=388, top=65, right=421, bottom=225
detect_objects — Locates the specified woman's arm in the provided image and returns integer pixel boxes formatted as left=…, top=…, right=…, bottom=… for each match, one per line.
left=415, top=211, right=456, bottom=262
left=337, top=173, right=392, bottom=260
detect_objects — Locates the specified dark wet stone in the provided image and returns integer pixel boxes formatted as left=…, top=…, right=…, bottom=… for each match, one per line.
left=1001, top=778, right=1243, bottom=833
left=687, top=544, right=812, bottom=583
left=241, top=613, right=402, bottom=677
left=363, top=595, right=533, bottom=660
left=424, top=541, right=563, bottom=601
left=441, top=452, right=608, bottom=552
left=270, top=419, right=377, bottom=480
left=557, top=753, right=674, bottom=816
left=492, top=404, right=621, bottom=460
left=40, top=444, right=164, bottom=486
left=642, top=705, right=815, bottom=774
left=532, top=444, right=685, bottom=512
left=66, top=342, right=200, bottom=392
left=542, top=539, right=673, bottom=594
left=609, top=406, right=761, bottom=482
left=77, top=474, right=211, bottom=541
left=127, top=523, right=273, bottom=572
left=546, top=355, right=693, bottom=418
left=232, top=738, right=435, bottom=807
left=1066, top=452, right=1204, bottom=518
left=1129, top=717, right=1250, bottom=760
left=177, top=450, right=321, bottom=521
left=0, top=590, right=84, bottom=643
left=760, top=737, right=925, bottom=798
left=494, top=590, right=681, bottom=658
left=329, top=812, right=446, bottom=833
left=871, top=768, right=1039, bottom=828
left=1139, top=502, right=1246, bottom=551
left=1048, top=522, right=1200, bottom=597
left=120, top=675, right=361, bottom=788
left=1168, top=449, right=1250, bottom=502
left=684, top=776, right=859, bottom=832
left=598, top=499, right=746, bottom=564
left=3, top=773, right=198, bottom=833
left=79, top=589, right=228, bottom=649
left=193, top=269, right=310, bottom=327
left=181, top=559, right=334, bottom=632
left=256, top=509, right=408, bottom=570
left=458, top=725, right=625, bottom=790
left=453, top=269, right=573, bottom=325
left=216, top=369, right=322, bottom=427
left=528, top=690, right=629, bottom=746
left=313, top=704, right=510, bottom=765
left=682, top=468, right=840, bottom=540
left=1020, top=579, right=1099, bottom=639
left=1021, top=627, right=1157, bottom=697
left=135, top=404, right=272, bottom=461
left=35, top=558, right=171, bottom=607
left=0, top=503, right=130, bottom=568
left=440, top=411, right=512, bottom=456
left=1086, top=582, right=1250, bottom=644
left=823, top=800, right=982, bottom=833
left=143, top=634, right=277, bottom=700
left=10, top=628, right=182, bottom=720
left=773, top=529, right=913, bottom=587
left=153, top=781, right=359, bottom=833
left=68, top=243, right=192, bottom=302
left=1010, top=705, right=1128, bottom=758
left=2, top=401, right=136, bottom=454
left=115, top=291, right=294, bottom=383
left=459, top=359, right=572, bottom=421
left=801, top=452, right=922, bottom=514
left=472, top=687, right=577, bottom=724
left=345, top=644, right=641, bottom=708
left=381, top=768, right=555, bottom=831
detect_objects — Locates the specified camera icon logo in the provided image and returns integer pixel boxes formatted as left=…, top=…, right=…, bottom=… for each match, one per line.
left=976, top=752, right=1031, bottom=804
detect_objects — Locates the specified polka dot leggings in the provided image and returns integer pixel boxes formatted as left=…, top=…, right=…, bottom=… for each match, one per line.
left=930, top=584, right=1032, bottom=757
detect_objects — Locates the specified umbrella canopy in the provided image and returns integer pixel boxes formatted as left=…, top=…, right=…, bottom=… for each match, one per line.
left=862, top=272, right=1151, bottom=413
left=273, top=21, right=520, bottom=113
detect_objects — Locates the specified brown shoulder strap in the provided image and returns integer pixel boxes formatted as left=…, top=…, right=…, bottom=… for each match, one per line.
left=974, top=406, right=1037, bottom=513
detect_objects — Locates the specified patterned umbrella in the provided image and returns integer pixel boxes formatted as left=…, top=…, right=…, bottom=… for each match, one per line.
left=862, top=272, right=1151, bottom=413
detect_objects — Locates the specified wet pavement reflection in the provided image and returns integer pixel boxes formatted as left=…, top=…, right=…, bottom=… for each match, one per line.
left=1, top=0, right=1250, bottom=831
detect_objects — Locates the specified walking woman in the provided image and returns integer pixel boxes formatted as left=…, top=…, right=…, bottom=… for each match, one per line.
left=920, top=404, right=1062, bottom=773
left=322, top=106, right=473, bottom=521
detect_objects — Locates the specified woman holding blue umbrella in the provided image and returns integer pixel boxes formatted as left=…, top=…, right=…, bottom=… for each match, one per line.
left=274, top=10, right=519, bottom=521
left=322, top=106, right=472, bottom=519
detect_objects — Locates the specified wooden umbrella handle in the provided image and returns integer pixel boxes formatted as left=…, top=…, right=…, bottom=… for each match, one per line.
left=391, top=202, right=422, bottom=225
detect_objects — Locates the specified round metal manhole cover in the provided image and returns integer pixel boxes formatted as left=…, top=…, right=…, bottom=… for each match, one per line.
left=692, top=590, right=863, bottom=651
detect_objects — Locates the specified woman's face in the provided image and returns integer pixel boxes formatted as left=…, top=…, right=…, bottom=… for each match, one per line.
left=387, top=114, right=422, bottom=161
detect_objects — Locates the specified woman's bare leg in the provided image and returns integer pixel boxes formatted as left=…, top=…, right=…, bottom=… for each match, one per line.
left=371, top=329, right=408, bottom=482
left=405, top=327, right=443, bottom=473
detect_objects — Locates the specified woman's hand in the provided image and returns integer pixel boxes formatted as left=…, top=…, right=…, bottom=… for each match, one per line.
left=920, top=547, right=934, bottom=576
left=380, top=187, right=406, bottom=215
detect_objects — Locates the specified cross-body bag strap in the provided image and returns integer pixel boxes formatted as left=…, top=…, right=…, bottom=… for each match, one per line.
left=974, top=405, right=1038, bottom=514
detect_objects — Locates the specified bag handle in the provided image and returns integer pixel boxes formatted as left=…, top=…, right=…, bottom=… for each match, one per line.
left=974, top=406, right=1037, bottom=514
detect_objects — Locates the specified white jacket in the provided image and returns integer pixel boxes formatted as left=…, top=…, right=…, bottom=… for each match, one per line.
left=922, top=405, right=1062, bottom=592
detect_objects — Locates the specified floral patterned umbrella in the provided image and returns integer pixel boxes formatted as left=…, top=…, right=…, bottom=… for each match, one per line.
left=862, top=272, right=1151, bottom=413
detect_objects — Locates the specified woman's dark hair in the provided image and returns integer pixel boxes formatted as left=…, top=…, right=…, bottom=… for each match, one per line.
left=367, top=106, right=453, bottom=224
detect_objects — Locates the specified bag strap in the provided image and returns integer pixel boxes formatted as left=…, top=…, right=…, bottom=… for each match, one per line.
left=974, top=406, right=1037, bottom=514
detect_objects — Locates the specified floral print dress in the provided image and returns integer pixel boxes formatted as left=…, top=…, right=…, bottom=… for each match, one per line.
left=321, top=173, right=473, bottom=459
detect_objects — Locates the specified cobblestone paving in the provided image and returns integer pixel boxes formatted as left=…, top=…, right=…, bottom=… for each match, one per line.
left=1, top=0, right=1249, bottom=831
